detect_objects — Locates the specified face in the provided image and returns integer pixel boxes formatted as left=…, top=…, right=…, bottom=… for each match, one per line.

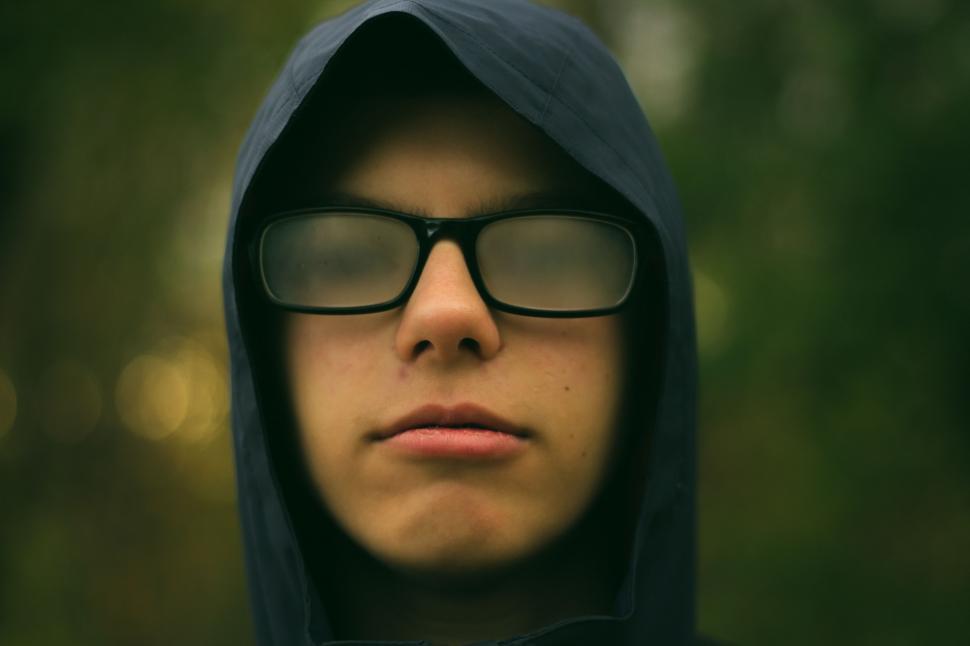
left=284, top=93, right=627, bottom=579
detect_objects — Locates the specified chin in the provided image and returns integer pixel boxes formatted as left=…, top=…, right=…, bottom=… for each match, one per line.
left=371, top=515, right=546, bottom=583
left=338, top=486, right=577, bottom=587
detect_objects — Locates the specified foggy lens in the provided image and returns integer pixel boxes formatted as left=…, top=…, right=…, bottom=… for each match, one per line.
left=477, top=215, right=635, bottom=311
left=260, top=212, right=418, bottom=308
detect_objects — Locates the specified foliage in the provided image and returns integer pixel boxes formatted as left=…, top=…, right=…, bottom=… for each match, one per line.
left=1, top=0, right=967, bottom=643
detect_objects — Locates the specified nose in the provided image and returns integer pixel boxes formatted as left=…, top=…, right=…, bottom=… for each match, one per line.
left=394, top=240, right=502, bottom=363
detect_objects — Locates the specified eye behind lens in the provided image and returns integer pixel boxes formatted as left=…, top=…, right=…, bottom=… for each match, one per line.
left=259, top=211, right=419, bottom=309
left=476, top=215, right=636, bottom=312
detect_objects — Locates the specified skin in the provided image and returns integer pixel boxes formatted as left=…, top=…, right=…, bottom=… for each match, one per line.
left=284, top=93, right=628, bottom=644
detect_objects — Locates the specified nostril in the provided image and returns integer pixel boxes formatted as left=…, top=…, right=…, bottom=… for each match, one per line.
left=409, top=337, right=484, bottom=360
left=411, top=339, right=432, bottom=359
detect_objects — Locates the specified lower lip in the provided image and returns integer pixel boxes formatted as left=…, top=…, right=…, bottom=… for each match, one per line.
left=380, top=427, right=528, bottom=459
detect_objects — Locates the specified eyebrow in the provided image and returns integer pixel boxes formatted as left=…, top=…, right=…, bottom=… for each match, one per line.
left=310, top=189, right=607, bottom=217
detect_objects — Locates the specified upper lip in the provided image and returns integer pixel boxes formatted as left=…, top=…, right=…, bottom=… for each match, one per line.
left=372, top=403, right=530, bottom=440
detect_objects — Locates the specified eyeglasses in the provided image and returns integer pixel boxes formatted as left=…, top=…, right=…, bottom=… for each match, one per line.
left=251, top=207, right=640, bottom=318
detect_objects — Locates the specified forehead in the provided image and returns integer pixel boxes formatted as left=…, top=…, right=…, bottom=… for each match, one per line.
left=310, top=92, right=607, bottom=217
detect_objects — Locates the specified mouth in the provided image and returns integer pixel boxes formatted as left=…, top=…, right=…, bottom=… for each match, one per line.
left=370, top=403, right=531, bottom=459
left=373, top=403, right=530, bottom=440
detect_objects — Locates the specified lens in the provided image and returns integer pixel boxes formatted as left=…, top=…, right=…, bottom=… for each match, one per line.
left=259, top=212, right=418, bottom=308
left=477, top=215, right=636, bottom=311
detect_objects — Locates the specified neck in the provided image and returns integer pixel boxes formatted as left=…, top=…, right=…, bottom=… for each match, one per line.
left=319, top=500, right=623, bottom=645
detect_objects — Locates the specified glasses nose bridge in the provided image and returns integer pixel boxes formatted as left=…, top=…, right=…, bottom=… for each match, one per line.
left=407, top=217, right=489, bottom=313
left=420, top=217, right=477, bottom=260
left=411, top=217, right=486, bottom=302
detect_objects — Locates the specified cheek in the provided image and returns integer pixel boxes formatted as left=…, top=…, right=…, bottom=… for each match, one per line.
left=287, top=314, right=389, bottom=378
left=504, top=315, right=625, bottom=414
left=283, top=313, right=395, bottom=474
left=501, top=314, right=627, bottom=487
left=285, top=311, right=401, bottom=400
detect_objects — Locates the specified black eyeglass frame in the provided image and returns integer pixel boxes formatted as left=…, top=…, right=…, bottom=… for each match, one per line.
left=249, top=206, right=645, bottom=318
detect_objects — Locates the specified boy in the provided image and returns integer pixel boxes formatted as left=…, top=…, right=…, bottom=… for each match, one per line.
left=223, top=1, right=704, bottom=643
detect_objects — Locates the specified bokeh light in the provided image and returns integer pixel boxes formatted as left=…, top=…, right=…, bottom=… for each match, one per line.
left=115, top=337, right=229, bottom=444
left=116, top=353, right=190, bottom=441
left=615, top=0, right=699, bottom=125
left=169, top=337, right=229, bottom=444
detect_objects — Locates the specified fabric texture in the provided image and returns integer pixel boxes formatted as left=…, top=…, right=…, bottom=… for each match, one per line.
left=223, top=0, right=701, bottom=643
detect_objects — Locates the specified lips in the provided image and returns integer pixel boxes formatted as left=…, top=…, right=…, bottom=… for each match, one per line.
left=373, top=403, right=530, bottom=441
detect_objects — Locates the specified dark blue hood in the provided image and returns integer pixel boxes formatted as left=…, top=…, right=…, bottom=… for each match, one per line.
left=223, top=1, right=700, bottom=643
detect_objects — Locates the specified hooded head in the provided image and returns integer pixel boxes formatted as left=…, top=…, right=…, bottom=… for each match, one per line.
left=224, top=1, right=699, bottom=644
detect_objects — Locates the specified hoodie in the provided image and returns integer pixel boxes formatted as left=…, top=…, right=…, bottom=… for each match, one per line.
left=223, top=1, right=701, bottom=644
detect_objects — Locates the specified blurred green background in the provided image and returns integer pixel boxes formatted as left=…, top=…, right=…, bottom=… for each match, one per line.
left=1, top=0, right=967, bottom=644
